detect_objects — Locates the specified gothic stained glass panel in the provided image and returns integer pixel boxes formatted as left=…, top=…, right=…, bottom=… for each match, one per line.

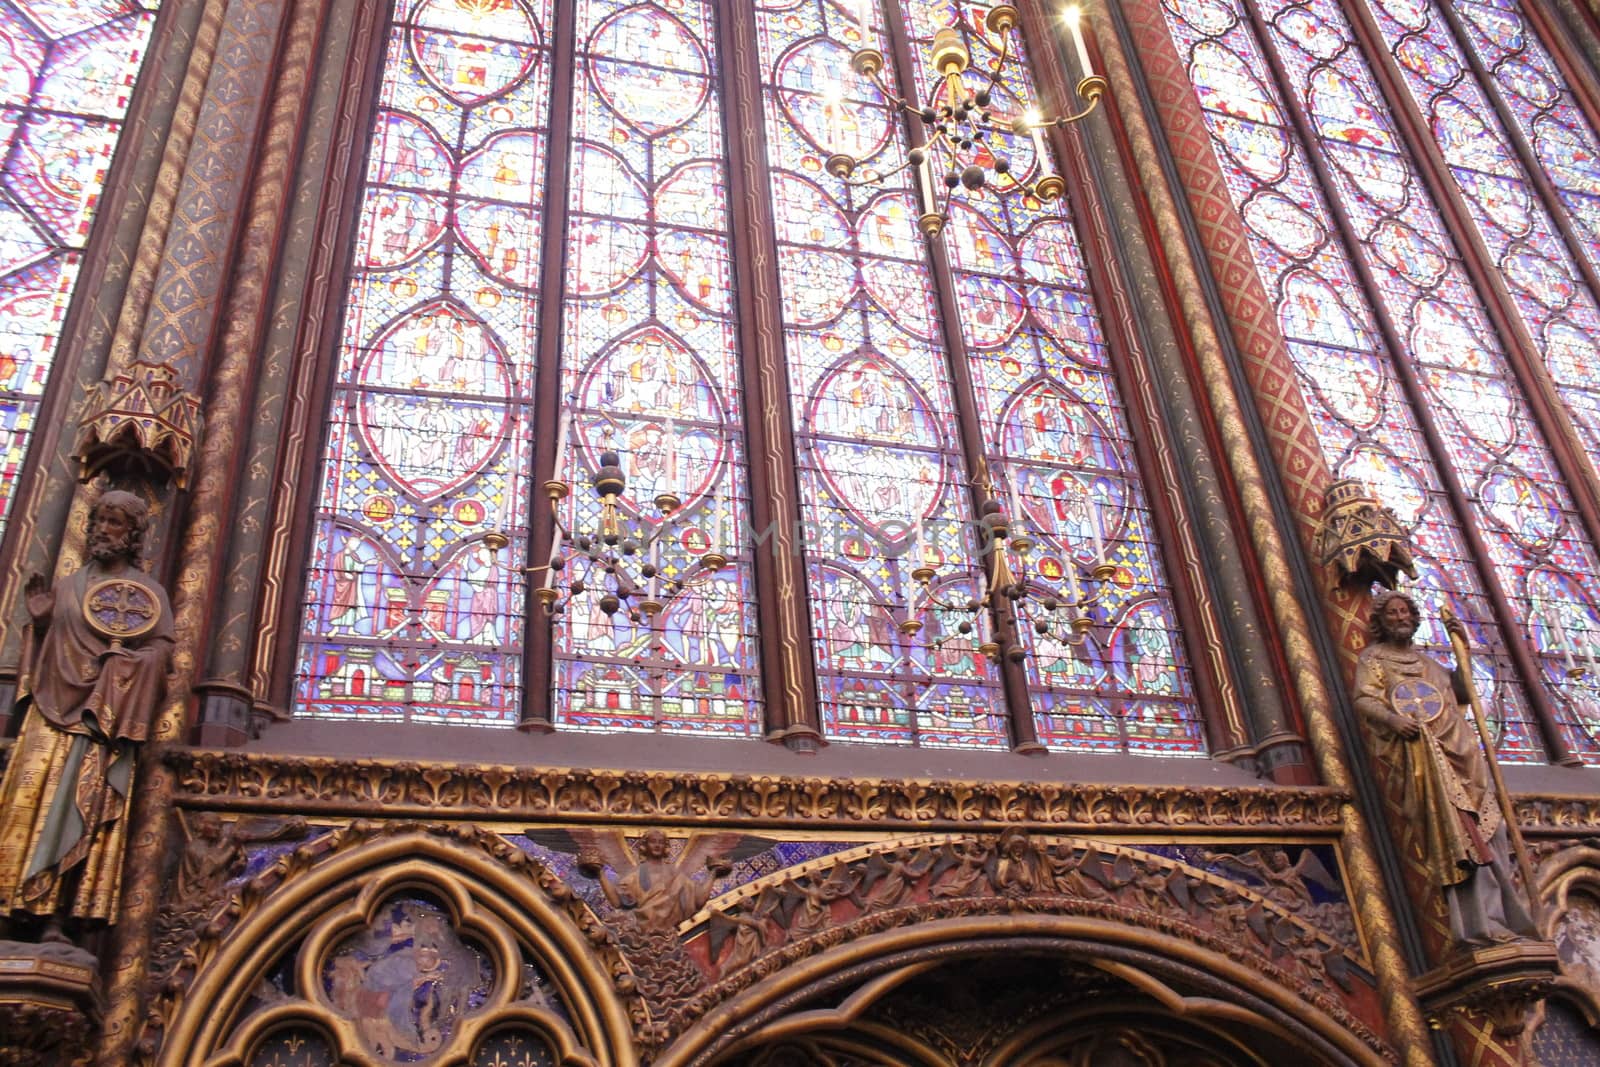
left=1160, top=0, right=1600, bottom=759
left=550, top=0, right=763, bottom=735
left=1369, top=0, right=1600, bottom=742
left=903, top=0, right=1202, bottom=754
left=0, top=0, right=158, bottom=537
left=754, top=0, right=1009, bottom=747
left=296, top=0, right=554, bottom=724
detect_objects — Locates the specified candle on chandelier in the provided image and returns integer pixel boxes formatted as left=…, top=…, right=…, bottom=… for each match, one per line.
left=1061, top=6, right=1095, bottom=80
left=915, top=149, right=937, bottom=217
left=823, top=83, right=846, bottom=149
left=545, top=527, right=563, bottom=591
left=665, top=417, right=678, bottom=487
left=1553, top=615, right=1579, bottom=674
left=856, top=0, right=871, bottom=37
left=1023, top=108, right=1052, bottom=179
left=649, top=536, right=660, bottom=601
left=913, top=516, right=926, bottom=566
left=1088, top=489, right=1105, bottom=565
left=1066, top=553, right=1082, bottom=608
left=552, top=407, right=573, bottom=482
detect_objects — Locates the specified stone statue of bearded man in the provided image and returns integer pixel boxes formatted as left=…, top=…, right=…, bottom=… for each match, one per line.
left=1354, top=590, right=1536, bottom=946
left=0, top=490, right=173, bottom=924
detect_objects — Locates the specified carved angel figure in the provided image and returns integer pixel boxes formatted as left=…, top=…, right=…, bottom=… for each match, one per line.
left=1203, top=847, right=1339, bottom=914
left=534, top=828, right=764, bottom=934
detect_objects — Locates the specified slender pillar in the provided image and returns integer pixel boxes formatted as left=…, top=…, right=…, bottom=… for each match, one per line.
left=877, top=6, right=1042, bottom=752
left=1017, top=0, right=1253, bottom=763
left=517, top=0, right=580, bottom=730
left=716, top=0, right=823, bottom=747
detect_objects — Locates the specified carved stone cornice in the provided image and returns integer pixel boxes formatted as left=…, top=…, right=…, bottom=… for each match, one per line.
left=166, top=749, right=1350, bottom=831
left=1514, top=795, right=1600, bottom=837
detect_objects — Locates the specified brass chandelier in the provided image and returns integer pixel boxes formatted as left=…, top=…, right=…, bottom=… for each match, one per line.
left=826, top=3, right=1105, bottom=237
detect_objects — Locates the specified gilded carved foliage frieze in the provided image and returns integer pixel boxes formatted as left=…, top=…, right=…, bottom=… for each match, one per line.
left=166, top=750, right=1349, bottom=829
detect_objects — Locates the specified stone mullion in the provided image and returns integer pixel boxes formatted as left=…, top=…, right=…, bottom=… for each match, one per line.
left=204, top=0, right=363, bottom=721
left=1101, top=3, right=1437, bottom=1057
left=876, top=0, right=1041, bottom=752
left=714, top=0, right=823, bottom=746
left=252, top=0, right=392, bottom=714
left=1335, top=0, right=1590, bottom=764
left=517, top=0, right=580, bottom=730
left=1015, top=0, right=1255, bottom=763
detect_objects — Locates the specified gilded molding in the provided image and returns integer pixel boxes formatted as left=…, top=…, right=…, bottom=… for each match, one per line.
left=1099, top=5, right=1434, bottom=1061
left=1516, top=796, right=1600, bottom=837
left=165, top=750, right=1350, bottom=829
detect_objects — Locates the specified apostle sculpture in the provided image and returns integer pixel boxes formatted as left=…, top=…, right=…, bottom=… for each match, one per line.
left=1354, top=590, right=1537, bottom=946
left=0, top=491, right=173, bottom=925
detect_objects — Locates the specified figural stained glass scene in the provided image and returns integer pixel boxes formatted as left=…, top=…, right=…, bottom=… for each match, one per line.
left=292, top=0, right=1201, bottom=752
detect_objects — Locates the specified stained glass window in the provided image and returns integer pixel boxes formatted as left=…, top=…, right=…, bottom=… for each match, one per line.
left=1162, top=0, right=1600, bottom=759
left=298, top=0, right=1202, bottom=750
left=0, top=0, right=159, bottom=537
left=901, top=0, right=1201, bottom=754
left=754, top=0, right=1009, bottom=747
left=551, top=0, right=762, bottom=735
left=296, top=0, right=555, bottom=723
left=1365, top=0, right=1600, bottom=745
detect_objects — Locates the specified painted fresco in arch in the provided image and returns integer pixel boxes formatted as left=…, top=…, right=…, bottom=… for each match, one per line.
left=895, top=0, right=1200, bottom=753
left=298, top=0, right=556, bottom=725
left=0, top=0, right=159, bottom=537
left=1163, top=0, right=1600, bottom=760
left=755, top=0, right=1007, bottom=748
left=550, top=0, right=761, bottom=738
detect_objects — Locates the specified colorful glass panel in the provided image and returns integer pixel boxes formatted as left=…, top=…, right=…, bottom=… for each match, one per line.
left=0, top=0, right=158, bottom=536
left=1162, top=0, right=1600, bottom=759
left=296, top=0, right=554, bottom=723
left=1382, top=0, right=1600, bottom=742
left=754, top=0, right=1009, bottom=747
left=902, top=0, right=1201, bottom=754
left=551, top=0, right=762, bottom=735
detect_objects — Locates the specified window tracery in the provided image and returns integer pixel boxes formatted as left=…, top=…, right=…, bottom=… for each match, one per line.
left=293, top=0, right=1208, bottom=751
left=1162, top=0, right=1600, bottom=760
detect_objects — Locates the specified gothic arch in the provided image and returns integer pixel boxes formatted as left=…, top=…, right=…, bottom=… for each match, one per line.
left=655, top=921, right=1388, bottom=1067
left=156, top=827, right=640, bottom=1067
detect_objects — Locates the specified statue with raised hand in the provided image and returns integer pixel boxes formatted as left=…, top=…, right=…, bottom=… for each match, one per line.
left=0, top=490, right=173, bottom=925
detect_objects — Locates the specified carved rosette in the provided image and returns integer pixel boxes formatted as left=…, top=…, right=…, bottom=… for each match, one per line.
left=73, top=363, right=203, bottom=487
left=1315, top=479, right=1416, bottom=592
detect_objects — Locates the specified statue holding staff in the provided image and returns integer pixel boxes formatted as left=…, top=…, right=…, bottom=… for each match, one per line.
left=1353, top=590, right=1538, bottom=947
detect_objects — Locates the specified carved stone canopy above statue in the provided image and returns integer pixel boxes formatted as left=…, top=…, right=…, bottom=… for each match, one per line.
left=1316, top=478, right=1417, bottom=592
left=73, top=363, right=204, bottom=487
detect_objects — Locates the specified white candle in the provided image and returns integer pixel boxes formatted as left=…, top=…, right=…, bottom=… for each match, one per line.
left=649, top=536, right=660, bottom=600
left=552, top=407, right=573, bottom=481
left=545, top=527, right=563, bottom=590
left=1062, top=6, right=1095, bottom=79
left=856, top=0, right=871, bottom=37
left=823, top=84, right=844, bottom=150
left=1066, top=557, right=1081, bottom=608
left=1089, top=490, right=1105, bottom=564
left=665, top=417, right=677, bottom=488
left=1553, top=615, right=1578, bottom=673
left=916, top=151, right=937, bottom=217
left=721, top=501, right=734, bottom=555
left=913, top=516, right=926, bottom=566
